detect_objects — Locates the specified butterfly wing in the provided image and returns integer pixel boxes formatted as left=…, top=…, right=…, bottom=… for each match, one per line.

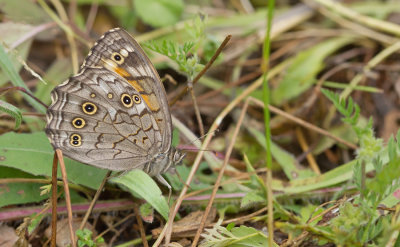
left=46, top=67, right=164, bottom=170
left=81, top=28, right=172, bottom=153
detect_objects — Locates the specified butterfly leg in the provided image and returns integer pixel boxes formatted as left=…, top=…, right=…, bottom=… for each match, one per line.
left=156, top=174, right=172, bottom=204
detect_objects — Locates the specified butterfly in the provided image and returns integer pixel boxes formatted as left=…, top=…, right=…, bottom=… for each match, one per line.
left=45, top=28, right=185, bottom=190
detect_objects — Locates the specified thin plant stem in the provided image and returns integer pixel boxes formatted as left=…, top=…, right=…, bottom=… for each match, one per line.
left=85, top=1, right=98, bottom=32
left=262, top=1, right=275, bottom=246
left=189, top=86, right=205, bottom=137
left=55, top=149, right=76, bottom=247
left=68, top=0, right=77, bottom=20
left=51, top=152, right=58, bottom=247
left=133, top=204, right=149, bottom=247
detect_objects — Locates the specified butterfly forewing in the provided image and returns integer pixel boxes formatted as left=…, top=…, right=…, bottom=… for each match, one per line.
left=81, top=28, right=172, bottom=152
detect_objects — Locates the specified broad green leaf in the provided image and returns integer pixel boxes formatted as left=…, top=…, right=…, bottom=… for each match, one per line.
left=0, top=100, right=22, bottom=129
left=271, top=37, right=354, bottom=105
left=0, top=132, right=107, bottom=189
left=0, top=43, right=46, bottom=113
left=111, top=170, right=169, bottom=220
left=134, top=0, right=183, bottom=27
left=0, top=167, right=46, bottom=207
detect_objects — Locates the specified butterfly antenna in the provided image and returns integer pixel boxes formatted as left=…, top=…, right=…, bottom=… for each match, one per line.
left=179, top=147, right=216, bottom=153
left=188, top=129, right=219, bottom=145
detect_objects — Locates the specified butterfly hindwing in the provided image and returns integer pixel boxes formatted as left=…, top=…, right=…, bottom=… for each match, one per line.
left=46, top=67, right=163, bottom=171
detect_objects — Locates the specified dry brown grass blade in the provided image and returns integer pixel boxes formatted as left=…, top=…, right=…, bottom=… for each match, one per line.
left=51, top=152, right=58, bottom=247
left=133, top=204, right=149, bottom=247
left=296, top=127, right=321, bottom=174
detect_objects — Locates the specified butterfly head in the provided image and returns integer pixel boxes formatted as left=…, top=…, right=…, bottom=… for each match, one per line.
left=161, top=147, right=185, bottom=175
left=172, top=148, right=186, bottom=166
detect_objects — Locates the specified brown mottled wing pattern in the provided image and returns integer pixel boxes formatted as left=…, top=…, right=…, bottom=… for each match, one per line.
left=45, top=28, right=171, bottom=171
left=82, top=28, right=172, bottom=153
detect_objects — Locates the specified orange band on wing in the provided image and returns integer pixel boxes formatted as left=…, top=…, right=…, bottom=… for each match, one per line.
left=127, top=79, right=144, bottom=92
left=112, top=67, right=145, bottom=92
left=141, top=94, right=160, bottom=112
left=113, top=67, right=131, bottom=78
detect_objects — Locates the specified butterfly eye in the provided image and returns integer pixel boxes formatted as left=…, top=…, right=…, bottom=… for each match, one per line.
left=72, top=117, right=86, bottom=129
left=121, top=93, right=133, bottom=107
left=174, top=151, right=184, bottom=163
left=132, top=94, right=141, bottom=104
left=82, top=102, right=97, bottom=115
left=70, top=134, right=82, bottom=147
left=112, top=52, right=124, bottom=64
